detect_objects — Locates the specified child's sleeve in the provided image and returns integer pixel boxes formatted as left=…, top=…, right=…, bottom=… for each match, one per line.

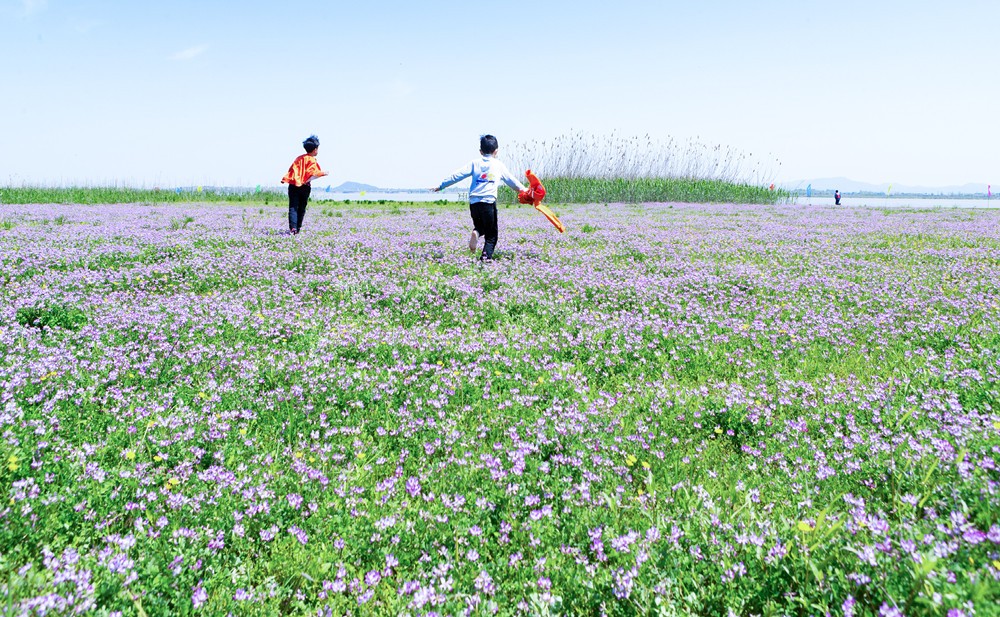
left=304, top=158, right=325, bottom=183
left=437, top=162, right=474, bottom=191
left=499, top=161, right=528, bottom=193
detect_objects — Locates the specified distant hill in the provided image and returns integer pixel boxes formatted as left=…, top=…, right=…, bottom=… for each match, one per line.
left=782, top=177, right=989, bottom=195
left=332, top=181, right=381, bottom=192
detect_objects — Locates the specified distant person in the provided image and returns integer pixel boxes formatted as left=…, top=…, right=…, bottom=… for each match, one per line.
left=432, top=134, right=527, bottom=262
left=835, top=190, right=841, bottom=206
left=281, top=135, right=328, bottom=234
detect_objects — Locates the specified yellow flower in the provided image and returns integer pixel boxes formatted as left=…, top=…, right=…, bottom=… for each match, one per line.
left=993, top=421, right=1000, bottom=431
left=198, top=392, right=208, bottom=400
left=168, top=476, right=180, bottom=486
left=641, top=461, right=651, bottom=470
left=993, top=560, right=1000, bottom=571
left=294, top=451, right=304, bottom=459
left=625, top=454, right=637, bottom=467
left=714, top=427, right=723, bottom=435
left=796, top=521, right=814, bottom=533
left=153, top=455, right=163, bottom=462
left=7, top=455, right=18, bottom=472
left=239, top=428, right=248, bottom=436
left=125, top=450, right=136, bottom=461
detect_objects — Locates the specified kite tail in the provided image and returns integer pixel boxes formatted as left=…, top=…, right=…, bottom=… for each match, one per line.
left=535, top=204, right=566, bottom=233
left=518, top=169, right=564, bottom=233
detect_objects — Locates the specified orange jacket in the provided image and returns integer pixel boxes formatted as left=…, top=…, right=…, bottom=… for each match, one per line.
left=281, top=154, right=324, bottom=186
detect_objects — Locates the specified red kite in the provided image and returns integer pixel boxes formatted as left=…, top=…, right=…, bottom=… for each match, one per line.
left=518, top=169, right=565, bottom=233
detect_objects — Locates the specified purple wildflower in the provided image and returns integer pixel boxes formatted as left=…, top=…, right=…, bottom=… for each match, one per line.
left=192, top=582, right=207, bottom=609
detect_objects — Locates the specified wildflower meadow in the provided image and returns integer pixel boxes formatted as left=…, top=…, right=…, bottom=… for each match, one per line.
left=1, top=200, right=999, bottom=616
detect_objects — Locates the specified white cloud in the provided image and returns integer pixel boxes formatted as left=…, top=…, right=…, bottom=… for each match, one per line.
left=21, top=0, right=47, bottom=15
left=170, top=44, right=209, bottom=61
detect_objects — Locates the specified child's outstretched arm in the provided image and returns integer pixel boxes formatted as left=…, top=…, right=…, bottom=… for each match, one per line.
left=304, top=158, right=328, bottom=184
left=431, top=162, right=474, bottom=192
left=307, top=170, right=329, bottom=183
left=498, top=161, right=528, bottom=193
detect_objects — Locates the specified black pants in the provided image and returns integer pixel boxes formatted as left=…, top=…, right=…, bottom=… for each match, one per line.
left=288, top=184, right=311, bottom=232
left=470, top=201, right=498, bottom=259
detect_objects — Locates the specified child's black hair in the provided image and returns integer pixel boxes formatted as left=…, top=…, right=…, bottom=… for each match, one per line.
left=480, top=134, right=499, bottom=155
left=303, top=135, right=320, bottom=153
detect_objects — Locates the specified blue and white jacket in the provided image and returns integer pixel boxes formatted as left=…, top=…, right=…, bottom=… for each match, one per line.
left=437, top=156, right=527, bottom=204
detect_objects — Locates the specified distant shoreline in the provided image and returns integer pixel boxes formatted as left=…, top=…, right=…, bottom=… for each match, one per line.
left=796, top=190, right=992, bottom=199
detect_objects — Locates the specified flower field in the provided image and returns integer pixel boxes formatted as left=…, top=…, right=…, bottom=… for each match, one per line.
left=1, top=201, right=999, bottom=616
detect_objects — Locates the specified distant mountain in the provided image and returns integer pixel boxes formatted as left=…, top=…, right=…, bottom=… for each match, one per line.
left=782, top=177, right=989, bottom=195
left=331, top=181, right=381, bottom=192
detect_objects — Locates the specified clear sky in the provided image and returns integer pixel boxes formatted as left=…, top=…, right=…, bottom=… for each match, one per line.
left=1, top=0, right=997, bottom=189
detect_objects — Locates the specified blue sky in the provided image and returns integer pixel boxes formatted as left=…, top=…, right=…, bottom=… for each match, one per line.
left=1, top=0, right=997, bottom=189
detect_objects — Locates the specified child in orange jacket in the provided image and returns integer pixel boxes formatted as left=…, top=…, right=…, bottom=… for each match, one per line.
left=281, top=135, right=328, bottom=234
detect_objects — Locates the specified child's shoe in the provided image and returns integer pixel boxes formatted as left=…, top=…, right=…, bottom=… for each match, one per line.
left=468, top=231, right=478, bottom=252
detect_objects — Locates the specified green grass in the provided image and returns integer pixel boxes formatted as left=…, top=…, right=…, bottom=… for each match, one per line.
left=0, top=186, right=282, bottom=205
left=1, top=184, right=787, bottom=207
left=500, top=131, right=788, bottom=205
left=0, top=188, right=471, bottom=211
left=15, top=303, right=88, bottom=332
left=498, top=177, right=790, bottom=205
